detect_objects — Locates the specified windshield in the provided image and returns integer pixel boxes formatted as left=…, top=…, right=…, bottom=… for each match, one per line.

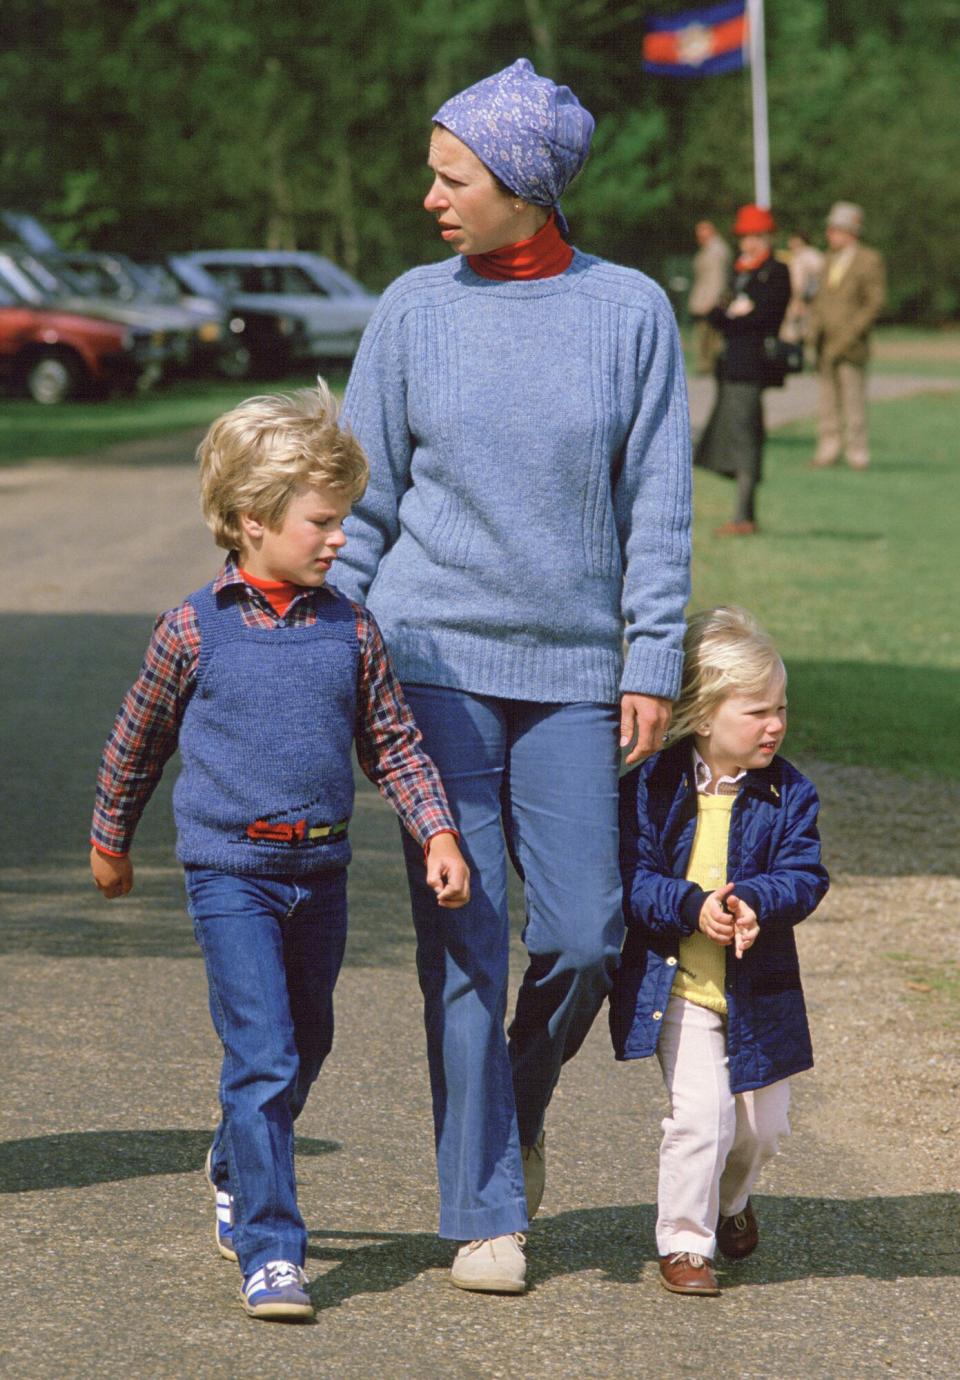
left=58, top=260, right=121, bottom=297
left=15, top=254, right=85, bottom=298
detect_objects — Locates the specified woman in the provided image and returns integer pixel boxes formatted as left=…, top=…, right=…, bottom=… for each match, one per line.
left=335, top=59, right=692, bottom=1294
left=782, top=230, right=824, bottom=346
left=694, top=204, right=791, bottom=537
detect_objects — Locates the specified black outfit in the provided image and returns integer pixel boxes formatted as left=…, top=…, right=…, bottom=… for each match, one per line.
left=694, top=256, right=790, bottom=524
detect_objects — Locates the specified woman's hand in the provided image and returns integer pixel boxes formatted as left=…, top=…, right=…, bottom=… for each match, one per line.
left=90, top=846, right=134, bottom=899
left=425, top=834, right=471, bottom=908
left=620, top=694, right=672, bottom=765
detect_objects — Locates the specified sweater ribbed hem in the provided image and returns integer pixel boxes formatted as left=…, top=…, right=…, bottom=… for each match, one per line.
left=177, top=839, right=352, bottom=877
left=385, top=624, right=622, bottom=705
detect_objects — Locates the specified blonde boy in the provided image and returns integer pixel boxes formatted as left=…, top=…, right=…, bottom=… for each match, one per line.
left=90, top=382, right=468, bottom=1321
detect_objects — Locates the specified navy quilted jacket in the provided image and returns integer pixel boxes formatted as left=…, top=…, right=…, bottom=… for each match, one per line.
left=610, top=740, right=829, bottom=1092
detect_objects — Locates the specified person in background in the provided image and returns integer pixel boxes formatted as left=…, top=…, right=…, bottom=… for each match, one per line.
left=808, top=201, right=886, bottom=470
left=688, top=219, right=732, bottom=375
left=336, top=58, right=692, bottom=1295
left=781, top=231, right=824, bottom=347
left=693, top=204, right=790, bottom=537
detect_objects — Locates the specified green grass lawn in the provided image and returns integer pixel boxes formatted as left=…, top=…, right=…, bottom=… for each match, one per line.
left=691, top=388, right=959, bottom=779
left=0, top=368, right=348, bottom=465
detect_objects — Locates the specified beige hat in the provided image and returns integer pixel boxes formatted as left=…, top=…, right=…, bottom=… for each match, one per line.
left=827, top=201, right=863, bottom=234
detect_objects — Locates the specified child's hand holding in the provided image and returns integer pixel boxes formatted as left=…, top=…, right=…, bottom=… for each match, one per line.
left=90, top=846, right=134, bottom=899
left=698, top=882, right=737, bottom=946
left=728, top=893, right=760, bottom=958
left=425, top=833, right=471, bottom=909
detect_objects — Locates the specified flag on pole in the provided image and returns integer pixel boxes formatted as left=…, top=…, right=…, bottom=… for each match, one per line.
left=643, top=1, right=749, bottom=77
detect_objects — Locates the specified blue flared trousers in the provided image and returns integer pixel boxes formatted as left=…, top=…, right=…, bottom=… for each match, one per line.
left=400, top=687, right=624, bottom=1241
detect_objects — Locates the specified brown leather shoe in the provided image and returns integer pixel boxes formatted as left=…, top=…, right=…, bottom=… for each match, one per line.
left=658, top=1251, right=720, bottom=1295
left=716, top=1199, right=759, bottom=1260
left=714, top=521, right=757, bottom=537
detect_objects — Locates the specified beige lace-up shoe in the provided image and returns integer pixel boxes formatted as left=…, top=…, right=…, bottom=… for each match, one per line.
left=521, top=1130, right=546, bottom=1219
left=450, top=1233, right=527, bottom=1293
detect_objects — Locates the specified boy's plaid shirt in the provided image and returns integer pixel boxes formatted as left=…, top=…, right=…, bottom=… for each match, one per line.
left=91, top=559, right=457, bottom=855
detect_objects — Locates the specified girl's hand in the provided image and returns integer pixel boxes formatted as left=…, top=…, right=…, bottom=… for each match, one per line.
left=698, top=882, right=737, bottom=945
left=425, top=834, right=471, bottom=909
left=729, top=894, right=760, bottom=958
left=90, top=846, right=134, bottom=899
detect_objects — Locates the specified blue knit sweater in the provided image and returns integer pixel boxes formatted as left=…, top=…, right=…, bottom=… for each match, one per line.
left=337, top=251, right=692, bottom=705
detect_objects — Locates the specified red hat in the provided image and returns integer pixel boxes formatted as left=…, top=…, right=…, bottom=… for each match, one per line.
left=734, top=204, right=776, bottom=235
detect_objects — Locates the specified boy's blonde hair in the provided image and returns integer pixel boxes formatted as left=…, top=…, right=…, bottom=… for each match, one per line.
left=198, top=379, right=369, bottom=551
left=669, top=606, right=786, bottom=742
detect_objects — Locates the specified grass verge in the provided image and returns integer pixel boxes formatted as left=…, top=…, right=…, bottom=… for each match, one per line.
left=691, top=388, right=959, bottom=779
left=0, top=368, right=347, bottom=465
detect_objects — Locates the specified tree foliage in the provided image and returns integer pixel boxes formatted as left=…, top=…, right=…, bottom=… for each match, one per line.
left=2, top=0, right=958, bottom=318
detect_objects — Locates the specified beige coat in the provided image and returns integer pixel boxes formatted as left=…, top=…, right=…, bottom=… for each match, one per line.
left=809, top=243, right=886, bottom=365
left=688, top=234, right=732, bottom=317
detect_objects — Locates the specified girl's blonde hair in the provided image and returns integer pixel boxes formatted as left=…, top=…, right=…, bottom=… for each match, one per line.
left=669, top=606, right=786, bottom=742
left=198, top=378, right=369, bottom=551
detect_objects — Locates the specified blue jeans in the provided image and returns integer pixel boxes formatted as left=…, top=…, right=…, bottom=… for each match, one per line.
left=400, top=687, right=624, bottom=1240
left=185, top=867, right=348, bottom=1274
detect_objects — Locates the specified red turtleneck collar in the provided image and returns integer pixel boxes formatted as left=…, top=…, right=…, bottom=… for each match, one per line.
left=240, top=567, right=306, bottom=618
left=735, top=247, right=772, bottom=273
left=467, top=212, right=574, bottom=281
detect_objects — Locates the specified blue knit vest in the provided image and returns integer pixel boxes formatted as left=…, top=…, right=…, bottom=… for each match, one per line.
left=173, top=581, right=359, bottom=876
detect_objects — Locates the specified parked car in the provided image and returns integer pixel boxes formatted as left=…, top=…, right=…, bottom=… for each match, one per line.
left=0, top=249, right=199, bottom=380
left=167, top=251, right=378, bottom=373
left=0, top=280, right=165, bottom=403
left=48, top=251, right=252, bottom=378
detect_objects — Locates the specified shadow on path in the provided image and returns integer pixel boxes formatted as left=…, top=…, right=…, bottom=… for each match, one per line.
left=300, top=1193, right=960, bottom=1311
left=0, top=1129, right=340, bottom=1193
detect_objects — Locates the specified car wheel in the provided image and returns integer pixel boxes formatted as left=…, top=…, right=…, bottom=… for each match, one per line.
left=25, top=352, right=81, bottom=405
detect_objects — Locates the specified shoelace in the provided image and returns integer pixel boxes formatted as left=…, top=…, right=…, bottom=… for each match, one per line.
left=464, top=1233, right=527, bottom=1254
left=668, top=1251, right=706, bottom=1268
left=247, top=1260, right=306, bottom=1292
left=731, top=1212, right=748, bottom=1231
left=266, top=1261, right=304, bottom=1288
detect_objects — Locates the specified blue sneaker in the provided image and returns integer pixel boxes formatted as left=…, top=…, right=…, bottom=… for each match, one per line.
left=204, top=1147, right=237, bottom=1262
left=240, top=1260, right=314, bottom=1321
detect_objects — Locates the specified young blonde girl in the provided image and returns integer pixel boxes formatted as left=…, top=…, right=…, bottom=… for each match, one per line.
left=611, top=606, right=829, bottom=1295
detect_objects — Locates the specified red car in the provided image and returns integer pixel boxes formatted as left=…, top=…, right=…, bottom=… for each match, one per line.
left=0, top=288, right=162, bottom=403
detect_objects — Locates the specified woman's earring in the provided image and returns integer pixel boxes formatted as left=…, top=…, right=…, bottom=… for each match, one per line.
left=513, top=200, right=524, bottom=212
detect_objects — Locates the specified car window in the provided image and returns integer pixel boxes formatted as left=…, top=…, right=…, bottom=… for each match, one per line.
left=61, top=261, right=117, bottom=296
left=240, top=267, right=269, bottom=293
left=0, top=257, right=45, bottom=302
left=203, top=264, right=245, bottom=294
left=302, top=258, right=364, bottom=296
left=279, top=266, right=326, bottom=296
left=18, top=255, right=69, bottom=294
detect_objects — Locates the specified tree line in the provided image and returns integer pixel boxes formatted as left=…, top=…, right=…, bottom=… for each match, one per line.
left=3, top=0, right=959, bottom=320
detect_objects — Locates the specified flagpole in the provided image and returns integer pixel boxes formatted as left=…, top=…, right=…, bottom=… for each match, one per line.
left=747, top=0, right=770, bottom=207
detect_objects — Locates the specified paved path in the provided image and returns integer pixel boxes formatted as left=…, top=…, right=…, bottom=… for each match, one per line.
left=2, top=373, right=958, bottom=1378
left=688, top=368, right=959, bottom=433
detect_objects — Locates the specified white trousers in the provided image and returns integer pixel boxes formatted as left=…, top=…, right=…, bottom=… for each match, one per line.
left=655, top=994, right=792, bottom=1257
